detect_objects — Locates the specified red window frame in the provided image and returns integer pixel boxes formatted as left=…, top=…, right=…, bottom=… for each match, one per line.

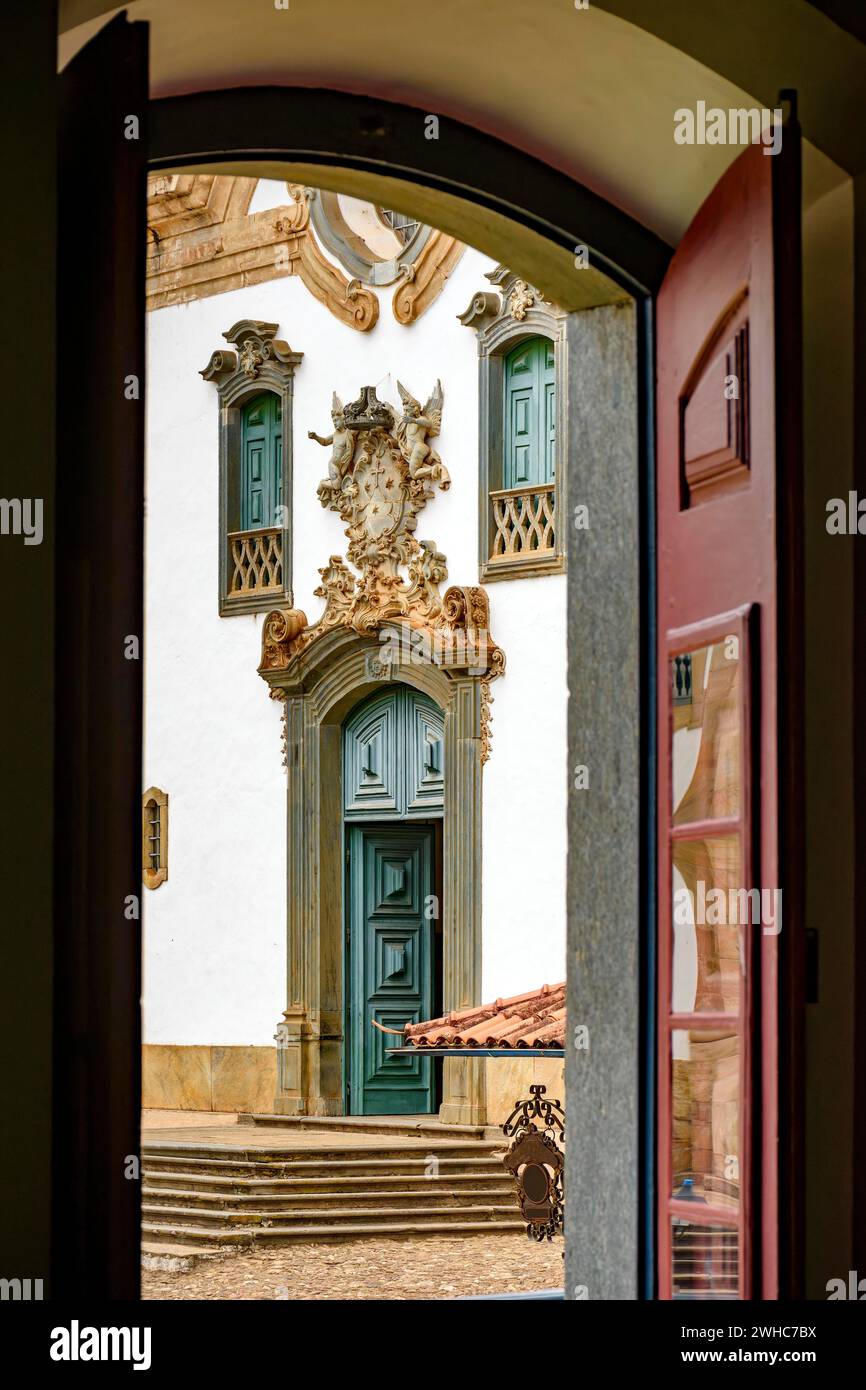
left=658, top=604, right=756, bottom=1299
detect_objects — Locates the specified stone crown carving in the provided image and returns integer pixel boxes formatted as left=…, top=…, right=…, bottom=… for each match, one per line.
left=258, top=382, right=504, bottom=695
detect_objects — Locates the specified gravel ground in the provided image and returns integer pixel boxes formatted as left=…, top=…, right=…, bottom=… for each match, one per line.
left=142, top=1232, right=564, bottom=1300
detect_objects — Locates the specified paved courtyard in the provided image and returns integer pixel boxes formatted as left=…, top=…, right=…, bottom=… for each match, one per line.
left=142, top=1231, right=563, bottom=1300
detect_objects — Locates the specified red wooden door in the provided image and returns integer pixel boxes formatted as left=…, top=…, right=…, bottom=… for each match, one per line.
left=656, top=126, right=803, bottom=1300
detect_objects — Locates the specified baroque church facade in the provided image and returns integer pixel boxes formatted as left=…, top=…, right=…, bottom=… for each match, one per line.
left=142, top=175, right=580, bottom=1123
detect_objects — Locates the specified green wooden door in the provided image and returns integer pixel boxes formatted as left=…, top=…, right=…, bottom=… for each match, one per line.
left=241, top=392, right=282, bottom=530
left=346, top=825, right=435, bottom=1115
left=503, top=335, right=556, bottom=488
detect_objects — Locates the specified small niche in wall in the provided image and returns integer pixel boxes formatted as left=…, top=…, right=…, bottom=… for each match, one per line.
left=142, top=787, right=168, bottom=890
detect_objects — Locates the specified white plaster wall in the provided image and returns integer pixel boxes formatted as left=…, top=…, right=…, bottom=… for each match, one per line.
left=144, top=186, right=567, bottom=1043
left=482, top=574, right=568, bottom=998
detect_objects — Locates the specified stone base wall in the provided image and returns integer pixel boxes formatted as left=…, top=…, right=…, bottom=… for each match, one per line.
left=142, top=1045, right=277, bottom=1114
left=143, top=1046, right=564, bottom=1123
left=484, top=1057, right=565, bottom=1128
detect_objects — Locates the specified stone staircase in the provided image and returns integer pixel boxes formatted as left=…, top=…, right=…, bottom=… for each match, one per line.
left=141, top=1135, right=523, bottom=1266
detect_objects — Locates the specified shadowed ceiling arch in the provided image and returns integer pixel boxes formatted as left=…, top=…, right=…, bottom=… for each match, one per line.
left=148, top=87, right=669, bottom=305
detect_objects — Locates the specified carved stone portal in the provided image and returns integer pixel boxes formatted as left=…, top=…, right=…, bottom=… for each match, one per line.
left=259, top=383, right=505, bottom=1124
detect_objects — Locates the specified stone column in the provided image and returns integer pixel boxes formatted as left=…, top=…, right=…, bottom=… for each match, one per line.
left=440, top=677, right=486, bottom=1125
left=274, top=694, right=308, bottom=1113
left=274, top=695, right=343, bottom=1115
left=565, top=300, right=640, bottom=1298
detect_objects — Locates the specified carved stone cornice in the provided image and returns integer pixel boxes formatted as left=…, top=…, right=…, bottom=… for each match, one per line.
left=392, top=229, right=465, bottom=326
left=296, top=233, right=379, bottom=333
left=459, top=264, right=567, bottom=355
left=147, top=179, right=378, bottom=330
left=457, top=290, right=502, bottom=332
left=147, top=173, right=257, bottom=243
left=148, top=175, right=465, bottom=332
left=485, top=264, right=551, bottom=320
left=200, top=320, right=304, bottom=401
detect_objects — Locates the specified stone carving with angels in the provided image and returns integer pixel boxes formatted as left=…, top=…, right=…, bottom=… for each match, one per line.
left=259, top=379, right=505, bottom=755
left=394, top=379, right=449, bottom=486
left=307, top=392, right=357, bottom=502
left=302, top=382, right=450, bottom=627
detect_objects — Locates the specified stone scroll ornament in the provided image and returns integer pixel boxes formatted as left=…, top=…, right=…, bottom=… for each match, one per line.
left=502, top=1085, right=565, bottom=1241
left=258, top=383, right=505, bottom=735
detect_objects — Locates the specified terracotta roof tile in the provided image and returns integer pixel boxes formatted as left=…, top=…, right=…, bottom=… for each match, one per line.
left=402, top=982, right=566, bottom=1050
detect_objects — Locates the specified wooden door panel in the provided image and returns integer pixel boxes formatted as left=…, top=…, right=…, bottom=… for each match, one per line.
left=405, top=691, right=444, bottom=814
left=54, top=12, right=148, bottom=1298
left=343, top=690, right=400, bottom=816
left=348, top=826, right=434, bottom=1115
left=656, top=127, right=802, bottom=1299
left=344, top=687, right=444, bottom=819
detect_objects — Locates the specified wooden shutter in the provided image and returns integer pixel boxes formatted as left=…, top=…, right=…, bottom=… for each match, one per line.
left=241, top=393, right=272, bottom=529
left=273, top=394, right=283, bottom=514
left=504, top=337, right=556, bottom=488
left=656, top=125, right=803, bottom=1299
left=542, top=338, right=556, bottom=482
left=504, top=339, right=536, bottom=487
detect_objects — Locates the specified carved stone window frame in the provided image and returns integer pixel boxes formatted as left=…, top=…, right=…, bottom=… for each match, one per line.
left=460, top=267, right=572, bottom=583
left=201, top=320, right=303, bottom=617
left=142, top=787, right=168, bottom=890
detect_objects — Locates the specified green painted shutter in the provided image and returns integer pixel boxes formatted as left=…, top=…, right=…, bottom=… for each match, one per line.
left=504, top=337, right=556, bottom=488
left=543, top=338, right=556, bottom=482
left=241, top=392, right=281, bottom=529
left=273, top=395, right=283, bottom=517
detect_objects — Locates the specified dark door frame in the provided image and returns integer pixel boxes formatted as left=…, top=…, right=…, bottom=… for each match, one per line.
left=62, top=66, right=668, bottom=1297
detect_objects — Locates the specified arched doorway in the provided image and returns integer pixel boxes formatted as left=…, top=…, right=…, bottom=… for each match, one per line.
left=342, top=686, right=444, bottom=1115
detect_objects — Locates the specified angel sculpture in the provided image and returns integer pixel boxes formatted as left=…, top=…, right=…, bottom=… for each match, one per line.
left=308, top=393, right=357, bottom=487
left=395, top=380, right=449, bottom=488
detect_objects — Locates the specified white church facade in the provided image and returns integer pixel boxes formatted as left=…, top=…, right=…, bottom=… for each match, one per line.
left=142, top=176, right=576, bottom=1124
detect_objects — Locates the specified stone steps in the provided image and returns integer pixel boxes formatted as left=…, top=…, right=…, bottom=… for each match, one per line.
left=140, top=1133, right=521, bottom=1253
left=142, top=1217, right=525, bottom=1247
left=142, top=1147, right=504, bottom=1180
left=143, top=1169, right=507, bottom=1195
left=144, top=1200, right=518, bottom=1230
left=237, top=1112, right=497, bottom=1140
left=142, top=1184, right=514, bottom=1213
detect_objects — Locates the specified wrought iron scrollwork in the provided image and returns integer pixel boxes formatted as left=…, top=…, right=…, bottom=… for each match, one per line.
left=502, top=1085, right=564, bottom=1242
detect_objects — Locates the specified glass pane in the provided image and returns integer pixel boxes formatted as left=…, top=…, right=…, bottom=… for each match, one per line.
left=671, top=1218, right=739, bottom=1299
left=672, top=640, right=741, bottom=825
left=671, top=1028, right=740, bottom=1209
left=672, top=835, right=743, bottom=1013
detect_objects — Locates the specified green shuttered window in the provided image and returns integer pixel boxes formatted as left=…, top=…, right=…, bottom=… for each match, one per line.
left=503, top=336, right=556, bottom=489
left=241, top=392, right=283, bottom=531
